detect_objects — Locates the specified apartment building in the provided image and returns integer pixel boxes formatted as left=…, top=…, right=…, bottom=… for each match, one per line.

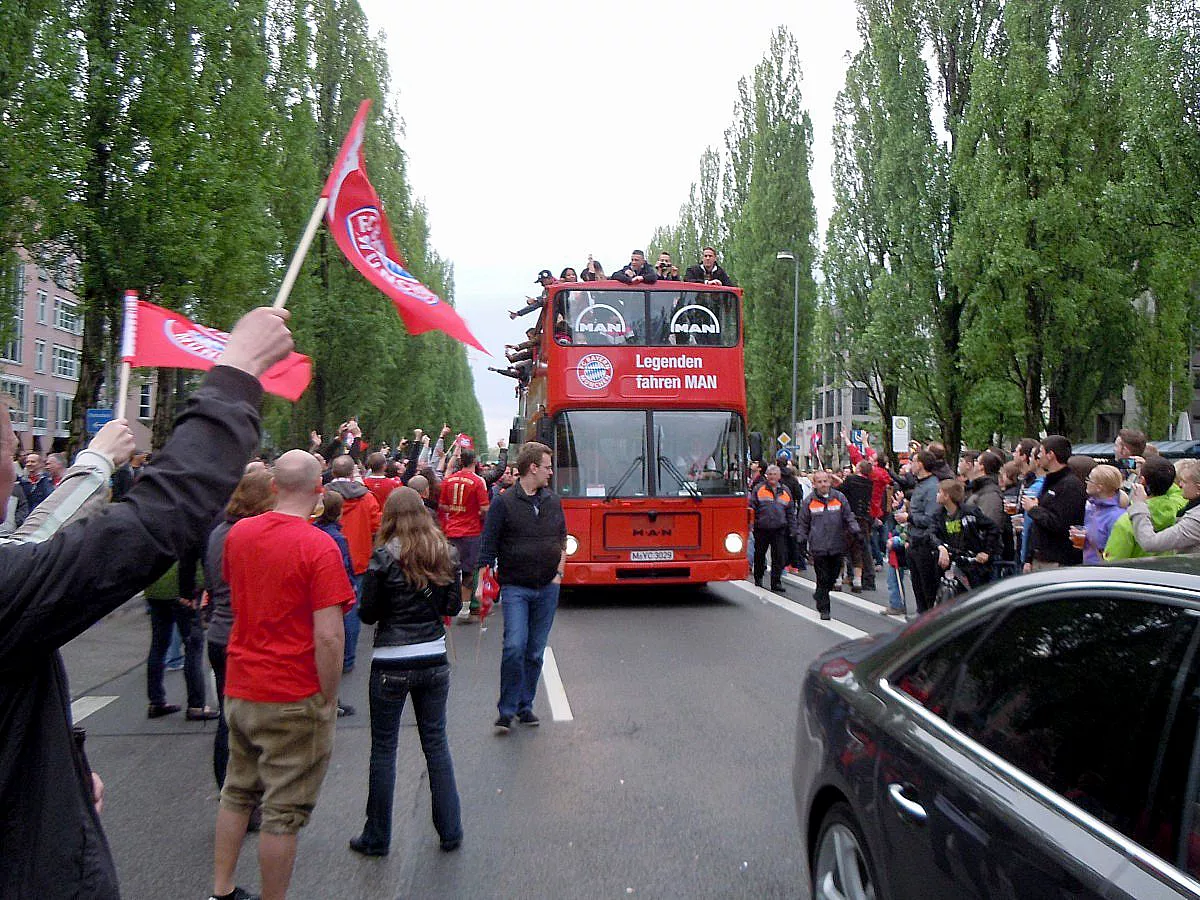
left=1, top=251, right=84, bottom=454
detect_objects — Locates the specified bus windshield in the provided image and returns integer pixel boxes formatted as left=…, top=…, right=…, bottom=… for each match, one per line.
left=554, top=410, right=648, bottom=498
left=551, top=410, right=746, bottom=498
left=654, top=411, right=746, bottom=496
left=557, top=290, right=738, bottom=348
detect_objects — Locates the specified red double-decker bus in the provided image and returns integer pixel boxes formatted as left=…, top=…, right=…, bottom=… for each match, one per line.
left=511, top=280, right=750, bottom=587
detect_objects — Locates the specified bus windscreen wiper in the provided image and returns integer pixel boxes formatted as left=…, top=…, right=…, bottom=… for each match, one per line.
left=658, top=455, right=701, bottom=500
left=605, top=454, right=644, bottom=501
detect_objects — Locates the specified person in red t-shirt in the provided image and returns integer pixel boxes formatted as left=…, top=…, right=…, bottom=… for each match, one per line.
left=213, top=449, right=355, bottom=900
left=363, top=451, right=400, bottom=508
left=438, top=448, right=490, bottom=616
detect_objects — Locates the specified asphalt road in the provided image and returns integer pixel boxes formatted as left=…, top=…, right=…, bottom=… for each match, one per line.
left=63, top=577, right=901, bottom=900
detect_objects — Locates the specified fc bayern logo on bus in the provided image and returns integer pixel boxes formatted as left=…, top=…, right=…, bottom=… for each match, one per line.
left=576, top=353, right=614, bottom=390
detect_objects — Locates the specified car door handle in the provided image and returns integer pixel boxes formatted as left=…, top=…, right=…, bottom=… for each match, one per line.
left=888, top=783, right=928, bottom=823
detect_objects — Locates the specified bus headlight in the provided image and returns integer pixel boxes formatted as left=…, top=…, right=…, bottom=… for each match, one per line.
left=724, top=532, right=744, bottom=554
left=565, top=534, right=580, bottom=557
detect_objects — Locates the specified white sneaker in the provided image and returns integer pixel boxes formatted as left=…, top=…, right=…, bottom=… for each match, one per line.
left=456, top=607, right=472, bottom=621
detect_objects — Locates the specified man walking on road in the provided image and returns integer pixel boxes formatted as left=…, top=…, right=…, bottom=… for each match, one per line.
left=796, top=471, right=860, bottom=620
left=212, top=449, right=355, bottom=900
left=477, top=441, right=566, bottom=734
left=439, top=447, right=490, bottom=617
left=750, top=464, right=796, bottom=592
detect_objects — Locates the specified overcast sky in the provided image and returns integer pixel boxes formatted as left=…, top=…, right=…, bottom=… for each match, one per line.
left=358, top=0, right=861, bottom=445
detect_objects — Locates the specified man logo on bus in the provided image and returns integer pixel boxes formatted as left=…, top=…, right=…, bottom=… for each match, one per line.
left=576, top=353, right=614, bottom=390
left=573, top=304, right=628, bottom=337
left=669, top=304, right=721, bottom=336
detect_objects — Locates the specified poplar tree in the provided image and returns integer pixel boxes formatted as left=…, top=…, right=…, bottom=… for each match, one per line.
left=727, top=27, right=819, bottom=437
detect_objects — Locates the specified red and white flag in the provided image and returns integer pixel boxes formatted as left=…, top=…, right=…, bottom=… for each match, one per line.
left=323, top=100, right=486, bottom=353
left=121, top=296, right=312, bottom=401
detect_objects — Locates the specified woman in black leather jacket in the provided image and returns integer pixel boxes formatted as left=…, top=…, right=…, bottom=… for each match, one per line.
left=349, top=486, right=464, bottom=857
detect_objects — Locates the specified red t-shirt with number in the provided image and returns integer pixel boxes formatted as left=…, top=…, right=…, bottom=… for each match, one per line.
left=223, top=511, right=356, bottom=702
left=438, top=469, right=490, bottom=538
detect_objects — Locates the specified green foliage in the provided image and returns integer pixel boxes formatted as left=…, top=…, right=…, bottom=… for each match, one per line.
left=650, top=27, right=820, bottom=437
left=6, top=0, right=482, bottom=454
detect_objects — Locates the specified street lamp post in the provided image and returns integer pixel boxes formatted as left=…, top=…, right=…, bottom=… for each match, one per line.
left=776, top=250, right=800, bottom=449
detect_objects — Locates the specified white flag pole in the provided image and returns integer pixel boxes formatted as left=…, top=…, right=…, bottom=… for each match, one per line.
left=115, top=290, right=139, bottom=420
left=273, top=196, right=329, bottom=310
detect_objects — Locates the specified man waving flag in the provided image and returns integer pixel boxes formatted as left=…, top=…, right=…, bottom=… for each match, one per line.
left=323, top=100, right=486, bottom=352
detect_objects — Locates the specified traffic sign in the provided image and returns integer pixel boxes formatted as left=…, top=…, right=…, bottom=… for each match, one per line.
left=777, top=432, right=791, bottom=446
left=86, top=407, right=114, bottom=435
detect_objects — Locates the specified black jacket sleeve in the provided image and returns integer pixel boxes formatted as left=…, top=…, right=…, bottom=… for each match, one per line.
left=0, top=366, right=262, bottom=675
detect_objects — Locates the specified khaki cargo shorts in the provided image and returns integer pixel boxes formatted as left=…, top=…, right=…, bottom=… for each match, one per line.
left=220, top=693, right=335, bottom=834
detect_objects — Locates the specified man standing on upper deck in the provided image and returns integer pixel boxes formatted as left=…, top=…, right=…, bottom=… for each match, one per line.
left=684, top=247, right=735, bottom=286
left=611, top=250, right=658, bottom=285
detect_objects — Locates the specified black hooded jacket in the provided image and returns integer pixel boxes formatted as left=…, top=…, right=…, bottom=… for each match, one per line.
left=0, top=366, right=262, bottom=899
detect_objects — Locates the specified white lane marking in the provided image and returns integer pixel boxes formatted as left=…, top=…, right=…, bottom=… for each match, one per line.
left=782, top=572, right=893, bottom=616
left=541, top=646, right=574, bottom=722
left=731, top=581, right=869, bottom=640
left=71, top=696, right=118, bottom=723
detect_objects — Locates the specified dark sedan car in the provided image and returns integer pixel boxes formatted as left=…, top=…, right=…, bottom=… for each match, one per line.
left=795, top=557, right=1200, bottom=900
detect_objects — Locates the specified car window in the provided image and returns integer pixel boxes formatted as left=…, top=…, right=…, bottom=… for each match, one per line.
left=893, top=621, right=991, bottom=718
left=945, top=596, right=1200, bottom=871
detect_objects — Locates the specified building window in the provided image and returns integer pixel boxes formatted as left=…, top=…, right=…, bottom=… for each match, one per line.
left=36, top=289, right=47, bottom=324
left=56, top=394, right=72, bottom=434
left=139, top=382, right=152, bottom=419
left=34, top=339, right=45, bottom=373
left=2, top=286, right=23, bottom=364
left=55, top=297, right=81, bottom=334
left=835, top=390, right=843, bottom=416
left=852, top=387, right=870, bottom=416
left=32, top=392, right=47, bottom=431
left=52, top=345, right=80, bottom=379
left=1, top=377, right=28, bottom=427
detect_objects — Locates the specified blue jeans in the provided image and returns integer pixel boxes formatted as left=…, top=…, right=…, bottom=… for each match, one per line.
left=870, top=523, right=886, bottom=567
left=498, top=582, right=560, bottom=718
left=345, top=574, right=363, bottom=671
left=147, top=598, right=204, bottom=708
left=359, top=663, right=461, bottom=849
left=886, top=565, right=908, bottom=611
left=208, top=641, right=229, bottom=788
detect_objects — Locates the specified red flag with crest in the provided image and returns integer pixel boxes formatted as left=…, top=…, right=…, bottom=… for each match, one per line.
left=121, top=296, right=312, bottom=401
left=322, top=100, right=486, bottom=353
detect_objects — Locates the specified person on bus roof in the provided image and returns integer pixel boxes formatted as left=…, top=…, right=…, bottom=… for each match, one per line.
left=655, top=251, right=681, bottom=281
left=580, top=256, right=605, bottom=281
left=684, top=247, right=735, bottom=286
left=611, top=250, right=658, bottom=285
left=509, top=270, right=557, bottom=319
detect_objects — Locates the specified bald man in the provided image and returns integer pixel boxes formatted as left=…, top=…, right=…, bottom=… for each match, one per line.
left=212, top=449, right=355, bottom=900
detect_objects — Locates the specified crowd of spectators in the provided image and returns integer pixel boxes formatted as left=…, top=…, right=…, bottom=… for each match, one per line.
left=746, top=426, right=1200, bottom=618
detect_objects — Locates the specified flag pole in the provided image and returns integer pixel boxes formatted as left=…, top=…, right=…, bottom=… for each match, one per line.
left=115, top=290, right=139, bottom=420
left=273, top=196, right=329, bottom=310
left=114, top=362, right=131, bottom=420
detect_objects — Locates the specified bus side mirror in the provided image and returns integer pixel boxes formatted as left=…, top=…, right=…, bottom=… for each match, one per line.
left=749, top=431, right=763, bottom=462
left=536, top=417, right=554, bottom=447
left=508, top=427, right=522, bottom=448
